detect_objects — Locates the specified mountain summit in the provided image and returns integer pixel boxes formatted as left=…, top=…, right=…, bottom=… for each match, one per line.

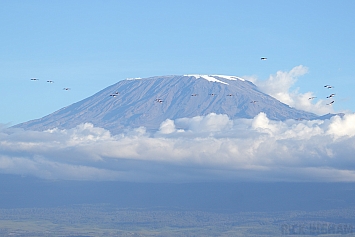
left=15, top=75, right=318, bottom=133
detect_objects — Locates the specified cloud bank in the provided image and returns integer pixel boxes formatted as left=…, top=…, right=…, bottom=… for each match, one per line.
left=1, top=112, right=355, bottom=182
left=249, top=65, right=334, bottom=115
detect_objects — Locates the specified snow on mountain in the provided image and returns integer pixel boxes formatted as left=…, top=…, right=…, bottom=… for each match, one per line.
left=184, top=74, right=245, bottom=85
left=14, top=75, right=318, bottom=134
left=125, top=77, right=142, bottom=80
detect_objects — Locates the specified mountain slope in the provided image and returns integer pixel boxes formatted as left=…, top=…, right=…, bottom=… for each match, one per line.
left=14, top=75, right=318, bottom=133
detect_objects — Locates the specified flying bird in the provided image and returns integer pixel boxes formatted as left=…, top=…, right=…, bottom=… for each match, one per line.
left=261, top=57, right=267, bottom=60
left=47, top=80, right=54, bottom=83
left=30, top=78, right=39, bottom=81
left=324, top=85, right=333, bottom=89
left=226, top=94, right=234, bottom=96
left=63, top=88, right=71, bottom=90
left=110, top=92, right=119, bottom=97
left=155, top=99, right=163, bottom=103
left=209, top=93, right=217, bottom=96
left=250, top=100, right=258, bottom=103
left=326, top=94, right=335, bottom=98
left=327, top=101, right=335, bottom=105
left=191, top=94, right=198, bottom=96
left=308, top=97, right=317, bottom=100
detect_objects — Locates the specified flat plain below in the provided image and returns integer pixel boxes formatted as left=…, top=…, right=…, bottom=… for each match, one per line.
left=0, top=175, right=354, bottom=236
left=0, top=205, right=354, bottom=236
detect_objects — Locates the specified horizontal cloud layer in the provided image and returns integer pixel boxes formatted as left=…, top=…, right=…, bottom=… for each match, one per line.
left=1, top=112, right=355, bottom=182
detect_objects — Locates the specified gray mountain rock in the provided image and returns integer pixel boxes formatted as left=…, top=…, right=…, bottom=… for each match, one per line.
left=14, top=75, right=319, bottom=134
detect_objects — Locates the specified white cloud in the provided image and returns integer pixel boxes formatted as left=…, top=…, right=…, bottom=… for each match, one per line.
left=251, top=65, right=334, bottom=115
left=326, top=113, right=355, bottom=138
left=1, top=112, right=355, bottom=182
left=157, top=119, right=177, bottom=134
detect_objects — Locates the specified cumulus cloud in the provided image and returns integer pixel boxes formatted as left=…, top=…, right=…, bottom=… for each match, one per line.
left=250, top=65, right=334, bottom=115
left=1, top=112, right=355, bottom=182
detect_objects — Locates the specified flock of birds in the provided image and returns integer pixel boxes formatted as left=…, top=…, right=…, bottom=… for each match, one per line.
left=308, top=84, right=336, bottom=105
left=261, top=57, right=337, bottom=107
left=32, top=58, right=336, bottom=109
left=151, top=95, right=259, bottom=104
left=31, top=76, right=261, bottom=105
left=109, top=87, right=261, bottom=106
left=30, top=78, right=71, bottom=91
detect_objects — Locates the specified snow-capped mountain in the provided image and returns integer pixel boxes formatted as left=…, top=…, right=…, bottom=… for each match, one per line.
left=14, top=75, right=318, bottom=133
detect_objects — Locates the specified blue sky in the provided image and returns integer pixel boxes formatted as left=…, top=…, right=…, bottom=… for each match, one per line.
left=1, top=0, right=355, bottom=125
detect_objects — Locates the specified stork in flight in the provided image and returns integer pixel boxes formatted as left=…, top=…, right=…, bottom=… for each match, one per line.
left=155, top=99, right=163, bottom=103
left=261, top=57, right=267, bottom=60
left=327, top=101, right=335, bottom=105
left=326, top=94, right=335, bottom=98
left=47, top=80, right=54, bottom=83
left=324, top=85, right=333, bottom=89
left=110, top=92, right=119, bottom=97
left=30, top=78, right=39, bottom=81
left=308, top=96, right=317, bottom=100
left=63, top=88, right=71, bottom=90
